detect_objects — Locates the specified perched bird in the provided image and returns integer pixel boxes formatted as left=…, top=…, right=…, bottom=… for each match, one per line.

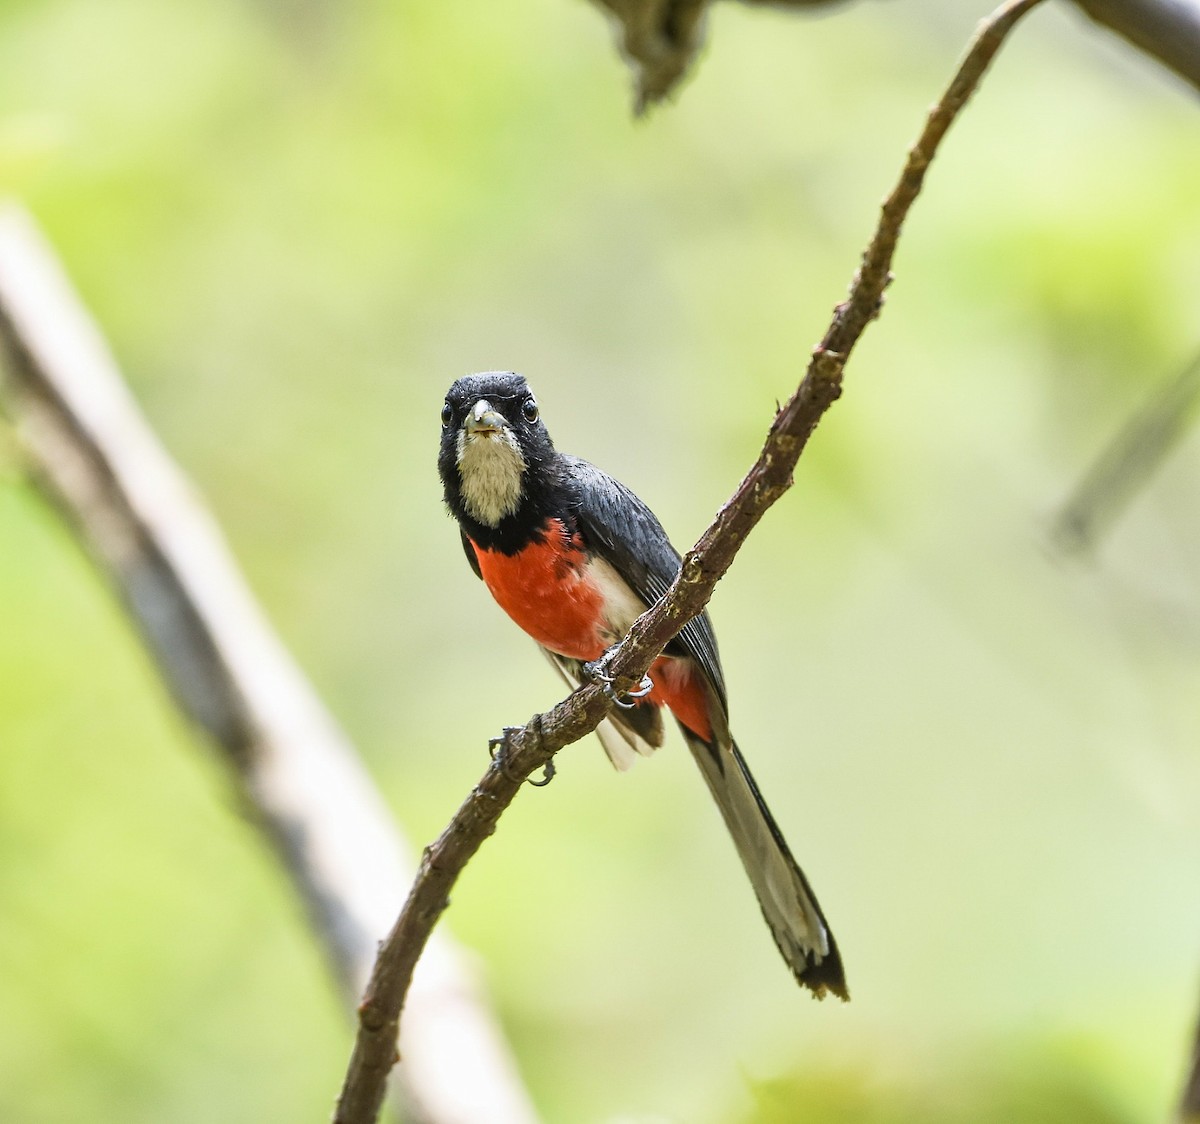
left=438, top=371, right=847, bottom=999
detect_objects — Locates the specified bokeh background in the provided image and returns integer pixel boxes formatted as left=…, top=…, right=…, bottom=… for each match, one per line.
left=2, top=0, right=1199, bottom=1120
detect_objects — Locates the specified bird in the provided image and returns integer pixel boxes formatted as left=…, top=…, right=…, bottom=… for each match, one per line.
left=437, top=370, right=847, bottom=1000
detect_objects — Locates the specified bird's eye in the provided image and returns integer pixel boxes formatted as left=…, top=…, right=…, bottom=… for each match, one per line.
left=521, top=398, right=539, bottom=423
left=440, top=402, right=452, bottom=428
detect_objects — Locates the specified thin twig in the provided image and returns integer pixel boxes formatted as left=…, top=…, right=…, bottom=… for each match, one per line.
left=0, top=202, right=539, bottom=1124
left=332, top=2, right=1046, bottom=1121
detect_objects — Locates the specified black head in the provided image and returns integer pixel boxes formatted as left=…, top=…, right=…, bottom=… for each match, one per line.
left=438, top=372, right=560, bottom=547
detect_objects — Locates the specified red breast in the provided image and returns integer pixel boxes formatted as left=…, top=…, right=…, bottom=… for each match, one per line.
left=470, top=520, right=607, bottom=661
left=469, top=519, right=713, bottom=743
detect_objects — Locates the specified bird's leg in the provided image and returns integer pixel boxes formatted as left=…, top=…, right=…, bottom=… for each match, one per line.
left=583, top=644, right=653, bottom=710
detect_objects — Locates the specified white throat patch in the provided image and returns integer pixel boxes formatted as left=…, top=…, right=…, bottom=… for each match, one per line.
left=456, top=418, right=527, bottom=527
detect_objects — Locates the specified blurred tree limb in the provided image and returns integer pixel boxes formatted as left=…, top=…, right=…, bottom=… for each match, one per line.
left=0, top=203, right=539, bottom=1124
left=331, top=1, right=1046, bottom=1121
left=1051, top=347, right=1200, bottom=555
left=590, top=0, right=1200, bottom=109
left=1179, top=996, right=1200, bottom=1122
left=1070, top=0, right=1200, bottom=93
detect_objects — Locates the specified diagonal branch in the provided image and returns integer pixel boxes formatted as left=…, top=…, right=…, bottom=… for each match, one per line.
left=331, top=2, right=1047, bottom=1121
left=0, top=202, right=539, bottom=1124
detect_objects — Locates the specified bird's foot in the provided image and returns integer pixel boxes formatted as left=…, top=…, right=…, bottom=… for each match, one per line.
left=488, top=718, right=555, bottom=786
left=583, top=647, right=653, bottom=710
left=487, top=728, right=520, bottom=775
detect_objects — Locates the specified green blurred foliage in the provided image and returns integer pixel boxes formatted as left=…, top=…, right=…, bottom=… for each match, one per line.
left=1, top=0, right=1199, bottom=1120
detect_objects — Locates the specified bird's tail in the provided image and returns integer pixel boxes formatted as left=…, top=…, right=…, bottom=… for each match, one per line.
left=681, top=726, right=848, bottom=1000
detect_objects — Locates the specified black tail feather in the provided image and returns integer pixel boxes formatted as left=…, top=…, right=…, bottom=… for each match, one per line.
left=681, top=727, right=848, bottom=1001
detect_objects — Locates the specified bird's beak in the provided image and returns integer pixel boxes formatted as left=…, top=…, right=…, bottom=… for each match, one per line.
left=465, top=399, right=508, bottom=437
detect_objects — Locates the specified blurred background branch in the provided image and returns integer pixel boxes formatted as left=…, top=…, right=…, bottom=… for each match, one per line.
left=591, top=0, right=1200, bottom=107
left=1051, top=347, right=1200, bottom=555
left=1070, top=0, right=1200, bottom=92
left=0, top=202, right=538, bottom=1124
left=1179, top=996, right=1200, bottom=1123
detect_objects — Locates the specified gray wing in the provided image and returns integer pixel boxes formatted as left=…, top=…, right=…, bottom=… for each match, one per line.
left=563, top=455, right=728, bottom=714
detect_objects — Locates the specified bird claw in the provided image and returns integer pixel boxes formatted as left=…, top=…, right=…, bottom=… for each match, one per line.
left=583, top=655, right=653, bottom=709
left=624, top=674, right=654, bottom=701
left=527, top=759, right=556, bottom=786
